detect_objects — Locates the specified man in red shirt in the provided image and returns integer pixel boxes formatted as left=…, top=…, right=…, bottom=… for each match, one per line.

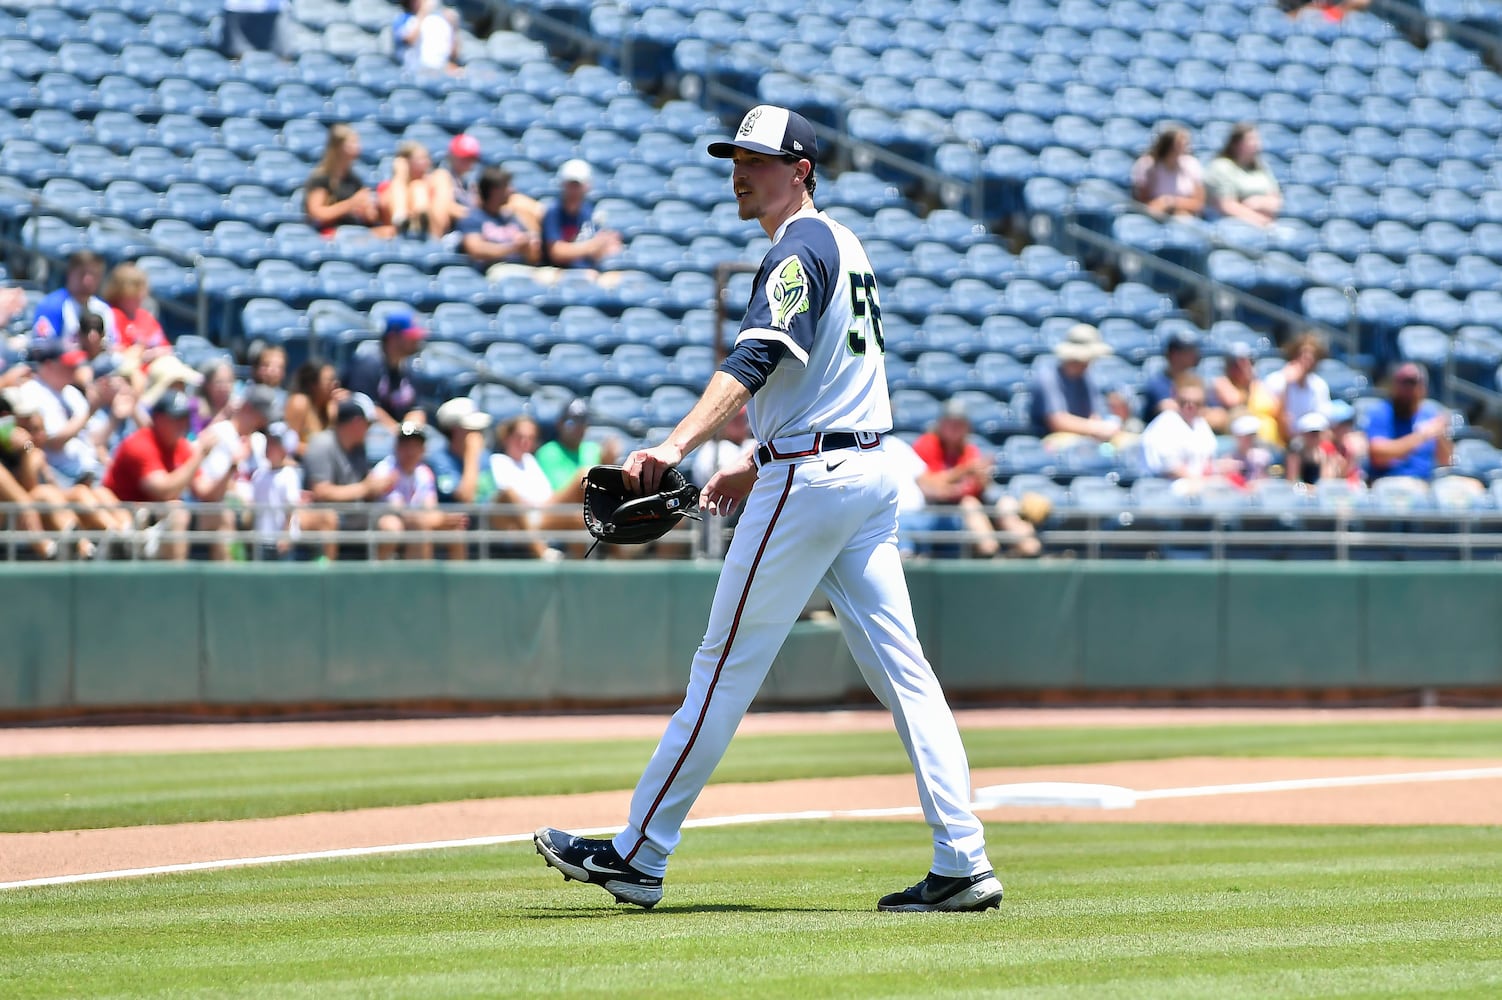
left=103, top=390, right=208, bottom=560
left=910, top=400, right=1041, bottom=558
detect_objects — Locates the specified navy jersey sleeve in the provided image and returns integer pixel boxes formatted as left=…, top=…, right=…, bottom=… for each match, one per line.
left=735, top=220, right=838, bottom=367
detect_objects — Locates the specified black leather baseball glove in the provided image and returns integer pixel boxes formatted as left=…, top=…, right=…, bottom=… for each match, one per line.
left=582, top=465, right=701, bottom=545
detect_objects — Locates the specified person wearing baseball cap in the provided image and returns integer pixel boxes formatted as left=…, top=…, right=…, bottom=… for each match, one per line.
left=301, top=390, right=406, bottom=559
left=27, top=338, right=103, bottom=488
left=342, top=312, right=425, bottom=429
left=102, top=389, right=211, bottom=559
left=430, top=396, right=497, bottom=505
left=533, top=397, right=619, bottom=493
left=540, top=158, right=623, bottom=275
left=430, top=132, right=484, bottom=232
left=1141, top=326, right=1215, bottom=425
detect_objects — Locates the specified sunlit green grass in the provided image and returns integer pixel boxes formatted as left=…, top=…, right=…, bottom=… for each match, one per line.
left=2, top=719, right=1498, bottom=832
left=4, top=822, right=1499, bottom=999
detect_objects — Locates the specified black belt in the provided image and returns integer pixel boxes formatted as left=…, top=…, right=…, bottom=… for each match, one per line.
left=755, top=432, right=878, bottom=466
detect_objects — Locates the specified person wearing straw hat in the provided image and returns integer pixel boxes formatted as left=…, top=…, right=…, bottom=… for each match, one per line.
left=1030, top=323, right=1126, bottom=449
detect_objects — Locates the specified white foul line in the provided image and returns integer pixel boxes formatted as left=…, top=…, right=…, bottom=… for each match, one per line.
left=1133, top=765, right=1502, bottom=801
left=3, top=766, right=1498, bottom=892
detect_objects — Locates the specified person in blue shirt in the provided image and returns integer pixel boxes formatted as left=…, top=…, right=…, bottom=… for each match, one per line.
left=32, top=251, right=117, bottom=348
left=456, top=167, right=541, bottom=280
left=540, top=159, right=623, bottom=276
left=1363, top=362, right=1451, bottom=482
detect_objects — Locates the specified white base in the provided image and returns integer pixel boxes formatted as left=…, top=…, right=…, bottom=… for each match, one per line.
left=973, top=781, right=1138, bottom=810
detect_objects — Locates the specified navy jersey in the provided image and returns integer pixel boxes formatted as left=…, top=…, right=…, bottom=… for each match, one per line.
left=735, top=208, right=892, bottom=442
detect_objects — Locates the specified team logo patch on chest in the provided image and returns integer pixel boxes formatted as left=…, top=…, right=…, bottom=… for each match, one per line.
left=768, top=257, right=810, bottom=332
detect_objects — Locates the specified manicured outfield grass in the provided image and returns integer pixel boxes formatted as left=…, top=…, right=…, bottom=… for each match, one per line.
left=3, top=822, right=1500, bottom=999
left=2, top=719, right=1500, bottom=832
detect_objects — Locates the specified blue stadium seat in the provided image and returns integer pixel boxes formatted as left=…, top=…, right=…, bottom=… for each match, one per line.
left=0, top=39, right=51, bottom=81
left=211, top=219, right=271, bottom=266
left=222, top=184, right=300, bottom=228
left=214, top=117, right=275, bottom=160
left=33, top=73, right=98, bottom=116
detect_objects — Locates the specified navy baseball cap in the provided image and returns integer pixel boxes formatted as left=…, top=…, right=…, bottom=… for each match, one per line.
left=708, top=105, right=818, bottom=162
left=151, top=389, right=193, bottom=420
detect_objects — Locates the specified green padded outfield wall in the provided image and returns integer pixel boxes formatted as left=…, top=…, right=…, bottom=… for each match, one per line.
left=1, top=562, right=1498, bottom=712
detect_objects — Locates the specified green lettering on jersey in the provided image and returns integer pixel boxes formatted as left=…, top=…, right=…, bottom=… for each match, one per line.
left=768, top=256, right=810, bottom=332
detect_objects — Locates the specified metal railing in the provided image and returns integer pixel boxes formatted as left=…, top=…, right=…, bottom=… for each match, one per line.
left=2, top=498, right=1498, bottom=563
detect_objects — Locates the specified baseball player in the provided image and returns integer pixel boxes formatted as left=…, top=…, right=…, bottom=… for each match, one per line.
left=536, top=106, right=1002, bottom=913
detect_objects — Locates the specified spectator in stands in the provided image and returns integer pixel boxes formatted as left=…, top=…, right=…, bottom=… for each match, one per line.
left=1210, top=341, right=1279, bottom=440
left=541, top=159, right=624, bottom=279
left=1263, top=331, right=1332, bottom=447
left=1326, top=399, right=1368, bottom=483
left=534, top=398, right=618, bottom=494
left=1141, top=374, right=1233, bottom=492
left=378, top=141, right=447, bottom=241
left=1030, top=324, right=1126, bottom=448
left=1142, top=329, right=1226, bottom=428
left=241, top=343, right=287, bottom=421
left=393, top=0, right=461, bottom=75
left=192, top=360, right=238, bottom=439
left=251, top=421, right=303, bottom=561
left=430, top=133, right=482, bottom=229
left=1131, top=124, right=1205, bottom=220
left=103, top=262, right=171, bottom=364
left=138, top=354, right=203, bottom=414
left=304, top=124, right=392, bottom=237
left=75, top=313, right=111, bottom=371
left=85, top=367, right=145, bottom=470
left=372, top=421, right=468, bottom=560
left=0, top=387, right=99, bottom=559
left=102, top=390, right=207, bottom=561
left=1286, top=411, right=1330, bottom=486
left=342, top=313, right=425, bottom=428
left=428, top=396, right=496, bottom=506
left=1283, top=0, right=1371, bottom=21
left=0, top=284, right=26, bottom=331
left=302, top=396, right=405, bottom=560
left=192, top=386, right=276, bottom=560
left=1363, top=363, right=1453, bottom=484
left=913, top=401, right=1042, bottom=559
left=1225, top=413, right=1274, bottom=489
left=912, top=400, right=1002, bottom=559
left=1204, top=123, right=1282, bottom=228
left=489, top=414, right=588, bottom=561
left=221, top=0, right=290, bottom=59
left=283, top=361, right=343, bottom=451
left=33, top=251, right=118, bottom=347
left=27, top=339, right=105, bottom=489
left=458, top=167, right=543, bottom=281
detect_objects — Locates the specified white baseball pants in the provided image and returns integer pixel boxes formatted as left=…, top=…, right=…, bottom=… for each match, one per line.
left=613, top=443, right=992, bottom=880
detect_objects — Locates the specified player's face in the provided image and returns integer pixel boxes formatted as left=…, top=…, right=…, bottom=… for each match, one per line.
left=730, top=150, right=801, bottom=222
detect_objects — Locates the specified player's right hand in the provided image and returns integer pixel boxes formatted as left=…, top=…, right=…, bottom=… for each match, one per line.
left=701, top=461, right=757, bottom=518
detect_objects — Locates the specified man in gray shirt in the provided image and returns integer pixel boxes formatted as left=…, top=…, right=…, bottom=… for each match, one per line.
left=302, top=396, right=403, bottom=557
left=1029, top=324, right=1124, bottom=447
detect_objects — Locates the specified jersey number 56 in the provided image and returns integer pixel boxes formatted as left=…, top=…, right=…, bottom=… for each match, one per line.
left=846, top=271, right=885, bottom=356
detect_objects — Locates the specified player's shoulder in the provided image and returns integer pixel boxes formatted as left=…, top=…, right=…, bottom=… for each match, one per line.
left=768, top=214, right=844, bottom=272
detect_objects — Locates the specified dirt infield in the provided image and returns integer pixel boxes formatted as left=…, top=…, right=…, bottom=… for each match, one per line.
left=4, top=709, right=1501, bottom=885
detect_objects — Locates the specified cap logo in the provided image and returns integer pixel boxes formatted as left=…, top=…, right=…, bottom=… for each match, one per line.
left=790, top=139, right=803, bottom=152
left=738, top=107, right=762, bottom=138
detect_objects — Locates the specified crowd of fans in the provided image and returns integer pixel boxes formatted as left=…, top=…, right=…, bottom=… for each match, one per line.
left=0, top=0, right=1486, bottom=563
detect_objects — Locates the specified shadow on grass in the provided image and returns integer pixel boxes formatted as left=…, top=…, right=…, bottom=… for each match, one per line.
left=520, top=902, right=844, bottom=919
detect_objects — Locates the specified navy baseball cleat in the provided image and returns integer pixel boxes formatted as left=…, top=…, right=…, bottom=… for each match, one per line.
left=533, top=827, right=664, bottom=909
left=877, top=870, right=1004, bottom=912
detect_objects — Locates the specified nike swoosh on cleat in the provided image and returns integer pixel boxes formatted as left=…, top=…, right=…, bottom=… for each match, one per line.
left=581, top=856, right=630, bottom=876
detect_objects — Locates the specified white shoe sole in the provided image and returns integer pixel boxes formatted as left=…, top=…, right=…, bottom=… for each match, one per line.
left=879, top=876, right=1005, bottom=913
left=533, top=830, right=664, bottom=909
